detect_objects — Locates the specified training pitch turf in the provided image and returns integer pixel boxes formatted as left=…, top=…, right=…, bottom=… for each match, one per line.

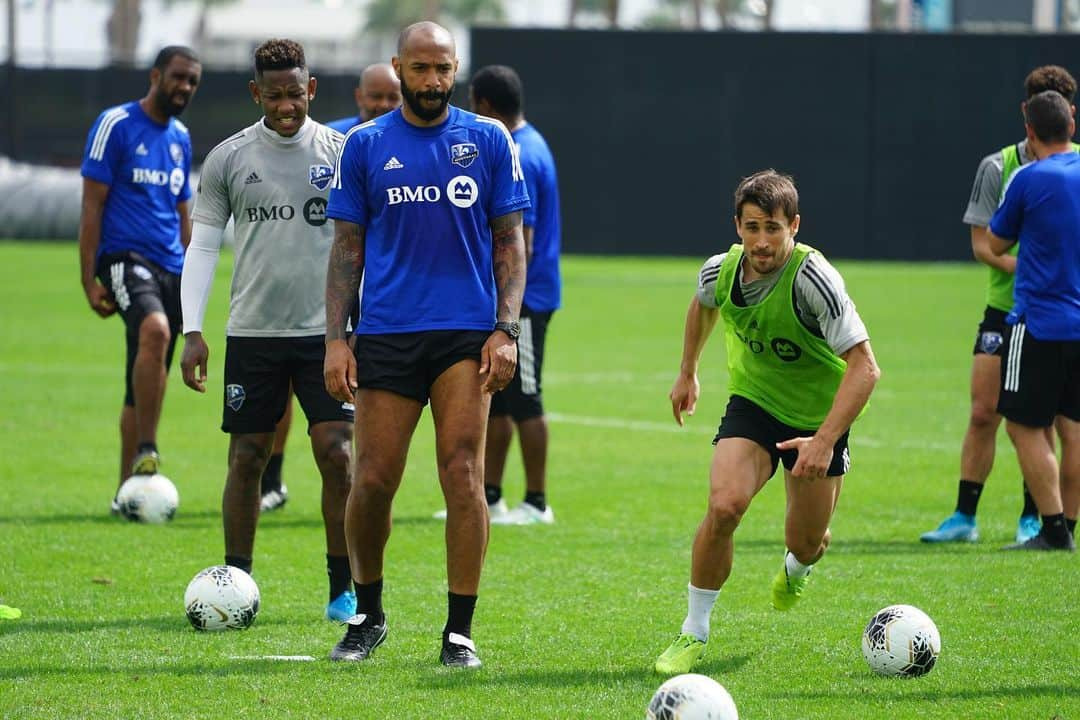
left=0, top=242, right=1075, bottom=719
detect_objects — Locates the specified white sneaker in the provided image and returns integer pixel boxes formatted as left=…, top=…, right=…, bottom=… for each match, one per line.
left=490, top=501, right=555, bottom=526
left=260, top=485, right=288, bottom=512
left=432, top=498, right=509, bottom=520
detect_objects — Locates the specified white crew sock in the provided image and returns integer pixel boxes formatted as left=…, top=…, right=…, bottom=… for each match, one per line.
left=785, top=550, right=814, bottom=580
left=680, top=583, right=720, bottom=642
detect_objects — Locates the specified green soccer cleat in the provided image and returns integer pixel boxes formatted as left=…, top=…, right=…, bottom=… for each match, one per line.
left=771, top=564, right=811, bottom=611
left=654, top=633, right=707, bottom=675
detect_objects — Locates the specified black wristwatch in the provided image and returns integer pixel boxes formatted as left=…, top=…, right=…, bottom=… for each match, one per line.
left=494, top=320, right=521, bottom=340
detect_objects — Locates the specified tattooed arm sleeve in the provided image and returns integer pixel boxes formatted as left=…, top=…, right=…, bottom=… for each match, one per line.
left=326, top=220, right=366, bottom=342
left=490, top=210, right=526, bottom=322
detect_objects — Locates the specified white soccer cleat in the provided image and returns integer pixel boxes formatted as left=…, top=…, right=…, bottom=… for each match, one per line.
left=432, top=498, right=509, bottom=521
left=490, top=501, right=555, bottom=526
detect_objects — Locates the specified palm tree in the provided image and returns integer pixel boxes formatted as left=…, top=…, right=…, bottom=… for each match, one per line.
left=106, top=0, right=141, bottom=67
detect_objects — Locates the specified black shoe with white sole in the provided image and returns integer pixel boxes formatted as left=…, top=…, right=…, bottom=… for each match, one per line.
left=440, top=632, right=481, bottom=669
left=329, top=614, right=388, bottom=662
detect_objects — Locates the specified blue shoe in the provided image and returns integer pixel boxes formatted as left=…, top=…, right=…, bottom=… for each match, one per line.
left=920, top=511, right=978, bottom=543
left=326, top=591, right=357, bottom=622
left=1016, top=514, right=1041, bottom=544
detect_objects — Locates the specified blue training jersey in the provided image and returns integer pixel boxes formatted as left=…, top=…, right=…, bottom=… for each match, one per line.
left=514, top=122, right=562, bottom=312
left=80, top=100, right=193, bottom=274
left=328, top=106, right=531, bottom=334
left=326, top=115, right=363, bottom=134
left=990, top=151, right=1080, bottom=340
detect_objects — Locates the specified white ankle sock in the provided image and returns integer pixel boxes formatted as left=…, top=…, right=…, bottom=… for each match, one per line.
left=680, top=583, right=720, bottom=642
left=785, top=550, right=813, bottom=580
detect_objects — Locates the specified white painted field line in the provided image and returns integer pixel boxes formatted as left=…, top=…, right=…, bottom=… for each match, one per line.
left=228, top=655, right=316, bottom=661
left=546, top=412, right=954, bottom=452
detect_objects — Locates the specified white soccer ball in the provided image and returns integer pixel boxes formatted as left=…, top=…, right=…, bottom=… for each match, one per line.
left=115, top=474, right=178, bottom=524
left=184, top=565, right=260, bottom=631
left=646, top=673, right=738, bottom=720
left=862, top=604, right=941, bottom=677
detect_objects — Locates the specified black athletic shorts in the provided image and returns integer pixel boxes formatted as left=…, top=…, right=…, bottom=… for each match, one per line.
left=997, top=321, right=1080, bottom=427
left=353, top=330, right=490, bottom=405
left=712, top=395, right=852, bottom=477
left=490, top=306, right=554, bottom=421
left=95, top=251, right=182, bottom=407
left=973, top=306, right=1008, bottom=356
left=222, top=336, right=354, bottom=434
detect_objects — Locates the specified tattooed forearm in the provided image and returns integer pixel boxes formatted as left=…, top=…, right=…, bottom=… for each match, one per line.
left=325, top=220, right=365, bottom=342
left=491, top=210, right=526, bottom=322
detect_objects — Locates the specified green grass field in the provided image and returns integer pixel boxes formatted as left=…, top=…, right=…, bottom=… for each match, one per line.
left=0, top=242, right=1076, bottom=719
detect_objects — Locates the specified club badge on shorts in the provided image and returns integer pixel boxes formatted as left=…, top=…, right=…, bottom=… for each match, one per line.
left=226, top=384, right=246, bottom=411
left=979, top=331, right=1003, bottom=354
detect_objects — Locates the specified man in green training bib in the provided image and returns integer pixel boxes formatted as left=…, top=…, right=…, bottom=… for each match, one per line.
left=921, top=65, right=1079, bottom=545
left=654, top=170, right=880, bottom=675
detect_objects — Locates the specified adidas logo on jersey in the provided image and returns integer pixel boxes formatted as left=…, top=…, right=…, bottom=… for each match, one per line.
left=135, top=143, right=149, bottom=156
left=383, top=157, right=404, bottom=171
left=244, top=172, right=262, bottom=185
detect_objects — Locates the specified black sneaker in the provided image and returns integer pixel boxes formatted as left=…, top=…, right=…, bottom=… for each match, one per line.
left=1002, top=532, right=1076, bottom=552
left=329, top=614, right=388, bottom=662
left=440, top=632, right=481, bottom=669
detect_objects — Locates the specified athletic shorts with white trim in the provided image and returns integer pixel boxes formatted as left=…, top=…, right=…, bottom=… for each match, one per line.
left=997, top=321, right=1080, bottom=427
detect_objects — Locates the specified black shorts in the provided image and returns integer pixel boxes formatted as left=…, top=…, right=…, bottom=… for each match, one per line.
left=491, top=306, right=554, bottom=421
left=353, top=330, right=490, bottom=405
left=96, top=251, right=182, bottom=406
left=712, top=395, right=852, bottom=477
left=997, top=322, right=1080, bottom=427
left=222, top=336, right=354, bottom=434
left=972, top=306, right=1008, bottom=356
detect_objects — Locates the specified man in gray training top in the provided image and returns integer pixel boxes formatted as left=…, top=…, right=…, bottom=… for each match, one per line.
left=179, top=38, right=356, bottom=621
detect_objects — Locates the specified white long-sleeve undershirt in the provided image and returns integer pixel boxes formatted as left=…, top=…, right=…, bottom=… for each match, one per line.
left=180, top=221, right=226, bottom=334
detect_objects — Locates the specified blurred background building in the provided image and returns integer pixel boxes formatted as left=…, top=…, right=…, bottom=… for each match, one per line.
left=2, top=0, right=1078, bottom=70
left=3, top=0, right=1080, bottom=254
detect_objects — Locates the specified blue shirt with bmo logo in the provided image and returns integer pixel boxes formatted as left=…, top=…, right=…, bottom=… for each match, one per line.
left=80, top=100, right=193, bottom=274
left=328, top=106, right=530, bottom=334
left=990, top=151, right=1080, bottom=340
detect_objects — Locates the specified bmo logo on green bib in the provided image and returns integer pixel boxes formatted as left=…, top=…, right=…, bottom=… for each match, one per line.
left=771, top=338, right=802, bottom=362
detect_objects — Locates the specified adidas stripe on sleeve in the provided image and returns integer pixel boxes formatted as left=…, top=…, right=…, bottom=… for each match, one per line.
left=795, top=253, right=868, bottom=355
left=696, top=253, right=726, bottom=308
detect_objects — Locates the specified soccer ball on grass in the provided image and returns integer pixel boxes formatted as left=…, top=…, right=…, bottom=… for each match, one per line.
left=861, top=604, right=941, bottom=677
left=184, top=565, right=260, bottom=631
left=646, top=673, right=738, bottom=720
left=115, top=474, right=178, bottom=524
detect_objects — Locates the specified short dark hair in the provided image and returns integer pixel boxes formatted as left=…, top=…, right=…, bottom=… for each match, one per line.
left=470, top=65, right=524, bottom=117
left=153, top=45, right=199, bottom=72
left=254, top=39, right=306, bottom=76
left=1025, top=90, right=1073, bottom=143
left=1025, top=65, right=1077, bottom=103
left=734, top=170, right=799, bottom=223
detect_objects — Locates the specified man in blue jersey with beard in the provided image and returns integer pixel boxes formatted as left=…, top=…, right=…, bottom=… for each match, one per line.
left=990, top=89, right=1080, bottom=551
left=323, top=22, right=529, bottom=668
left=78, top=46, right=202, bottom=510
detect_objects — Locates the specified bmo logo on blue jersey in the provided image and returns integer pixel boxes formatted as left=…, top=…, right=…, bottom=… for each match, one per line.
left=133, top=167, right=187, bottom=196
left=385, top=175, right=478, bottom=209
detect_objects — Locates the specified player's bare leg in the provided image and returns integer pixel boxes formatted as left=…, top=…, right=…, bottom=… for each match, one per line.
left=431, top=359, right=490, bottom=668
left=519, top=414, right=550, bottom=495
left=690, top=438, right=774, bottom=590
left=1004, top=420, right=1074, bottom=550
left=1053, top=416, right=1080, bottom=526
left=117, top=406, right=136, bottom=491
left=656, top=438, right=772, bottom=675
left=330, top=389, right=420, bottom=662
left=347, top=389, right=421, bottom=584
left=483, top=413, right=513, bottom=503
left=771, top=471, right=842, bottom=611
left=130, top=311, right=172, bottom=474
left=261, top=391, right=293, bottom=512
left=310, top=419, right=355, bottom=620
left=222, top=431, right=275, bottom=571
